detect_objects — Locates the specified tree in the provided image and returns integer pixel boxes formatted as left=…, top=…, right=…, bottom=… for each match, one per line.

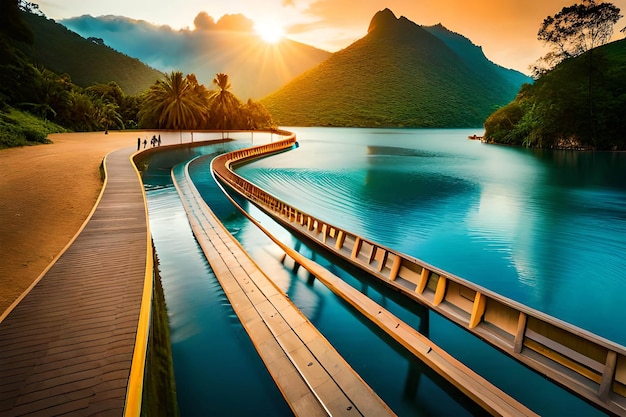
left=533, top=0, right=622, bottom=76
left=242, top=99, right=275, bottom=130
left=208, top=73, right=242, bottom=130
left=533, top=0, right=621, bottom=145
left=138, top=71, right=208, bottom=129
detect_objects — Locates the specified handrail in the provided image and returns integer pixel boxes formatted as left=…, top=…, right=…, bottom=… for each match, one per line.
left=211, top=136, right=626, bottom=416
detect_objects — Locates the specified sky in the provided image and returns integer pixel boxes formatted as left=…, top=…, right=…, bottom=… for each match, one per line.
left=37, top=0, right=626, bottom=74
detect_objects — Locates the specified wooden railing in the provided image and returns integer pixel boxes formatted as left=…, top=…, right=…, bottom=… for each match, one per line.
left=211, top=134, right=626, bottom=416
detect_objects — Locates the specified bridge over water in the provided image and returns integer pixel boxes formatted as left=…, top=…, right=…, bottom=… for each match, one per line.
left=1, top=130, right=624, bottom=416
left=208, top=132, right=626, bottom=416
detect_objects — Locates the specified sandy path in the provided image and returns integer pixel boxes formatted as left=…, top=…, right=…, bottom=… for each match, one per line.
left=0, top=131, right=167, bottom=314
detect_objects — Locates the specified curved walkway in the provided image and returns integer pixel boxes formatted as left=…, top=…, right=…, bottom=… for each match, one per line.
left=0, top=145, right=150, bottom=416
left=174, top=159, right=395, bottom=416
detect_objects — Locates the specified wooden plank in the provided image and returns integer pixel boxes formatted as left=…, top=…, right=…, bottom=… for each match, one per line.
left=173, top=165, right=395, bottom=417
left=0, top=145, right=150, bottom=417
left=221, top=141, right=626, bottom=415
left=211, top=140, right=542, bottom=417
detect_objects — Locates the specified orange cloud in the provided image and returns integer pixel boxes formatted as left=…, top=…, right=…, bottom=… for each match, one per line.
left=295, top=0, right=626, bottom=73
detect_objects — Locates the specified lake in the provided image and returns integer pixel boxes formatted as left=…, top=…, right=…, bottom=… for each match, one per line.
left=143, top=128, right=625, bottom=416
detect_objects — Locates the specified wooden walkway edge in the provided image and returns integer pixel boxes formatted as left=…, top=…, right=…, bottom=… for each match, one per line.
left=173, top=161, right=395, bottom=417
left=210, top=142, right=539, bottom=417
left=0, top=146, right=152, bottom=417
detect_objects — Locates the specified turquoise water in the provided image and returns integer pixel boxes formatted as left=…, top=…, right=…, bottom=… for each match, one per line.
left=144, top=144, right=292, bottom=417
left=234, top=127, right=626, bottom=346
left=142, top=129, right=625, bottom=416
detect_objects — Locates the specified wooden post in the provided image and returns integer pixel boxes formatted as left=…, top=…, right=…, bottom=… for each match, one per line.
left=417, top=267, right=429, bottom=294
left=513, top=313, right=528, bottom=354
left=469, top=292, right=487, bottom=329
left=378, top=251, right=388, bottom=272
left=351, top=237, right=362, bottom=260
left=335, top=230, right=346, bottom=250
left=599, top=351, right=617, bottom=402
left=433, top=276, right=447, bottom=306
left=389, top=255, right=402, bottom=281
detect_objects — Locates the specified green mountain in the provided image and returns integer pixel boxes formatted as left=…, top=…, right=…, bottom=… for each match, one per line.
left=19, top=11, right=163, bottom=95
left=261, top=8, right=531, bottom=128
left=423, top=24, right=530, bottom=95
left=484, top=39, right=626, bottom=150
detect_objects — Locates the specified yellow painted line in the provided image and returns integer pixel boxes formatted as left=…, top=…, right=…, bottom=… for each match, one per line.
left=124, top=150, right=155, bottom=417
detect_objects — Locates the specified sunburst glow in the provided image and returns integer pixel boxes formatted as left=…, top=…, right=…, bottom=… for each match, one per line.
left=254, top=20, right=285, bottom=43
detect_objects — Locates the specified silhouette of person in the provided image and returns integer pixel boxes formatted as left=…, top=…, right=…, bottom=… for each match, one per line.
left=137, top=137, right=140, bottom=150
left=143, top=139, right=147, bottom=149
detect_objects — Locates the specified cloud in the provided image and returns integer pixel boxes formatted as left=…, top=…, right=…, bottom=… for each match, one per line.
left=192, top=12, right=254, bottom=32
left=61, top=15, right=190, bottom=71
left=215, top=14, right=254, bottom=32
left=193, top=12, right=215, bottom=30
left=282, top=0, right=295, bottom=6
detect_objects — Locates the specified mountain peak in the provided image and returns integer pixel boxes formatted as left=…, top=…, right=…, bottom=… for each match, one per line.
left=262, top=10, right=531, bottom=128
left=367, top=8, right=398, bottom=33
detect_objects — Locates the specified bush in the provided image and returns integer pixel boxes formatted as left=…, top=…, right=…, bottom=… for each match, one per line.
left=0, top=107, right=65, bottom=148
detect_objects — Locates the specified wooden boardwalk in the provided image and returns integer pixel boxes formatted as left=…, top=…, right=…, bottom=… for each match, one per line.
left=215, top=138, right=626, bottom=416
left=0, top=145, right=151, bottom=417
left=173, top=162, right=395, bottom=417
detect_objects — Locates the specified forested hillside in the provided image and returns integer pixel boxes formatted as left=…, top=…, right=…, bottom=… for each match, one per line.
left=484, top=39, right=626, bottom=150
left=262, top=9, right=531, bottom=128
left=0, top=1, right=274, bottom=148
left=20, top=12, right=163, bottom=95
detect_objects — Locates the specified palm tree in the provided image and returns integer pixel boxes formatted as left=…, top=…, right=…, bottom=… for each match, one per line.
left=138, top=71, right=208, bottom=129
left=208, top=73, right=242, bottom=130
left=94, top=99, right=123, bottom=132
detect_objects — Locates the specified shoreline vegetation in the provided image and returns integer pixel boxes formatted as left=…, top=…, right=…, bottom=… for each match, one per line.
left=3, top=2, right=625, bottom=152
left=484, top=38, right=626, bottom=151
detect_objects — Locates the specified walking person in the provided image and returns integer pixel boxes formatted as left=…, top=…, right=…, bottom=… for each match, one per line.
left=137, top=137, right=140, bottom=150
left=143, top=138, right=147, bottom=149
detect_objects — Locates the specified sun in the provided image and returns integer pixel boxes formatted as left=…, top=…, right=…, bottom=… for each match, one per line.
left=254, top=20, right=285, bottom=43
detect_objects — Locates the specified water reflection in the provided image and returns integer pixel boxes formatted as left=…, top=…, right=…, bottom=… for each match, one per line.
left=143, top=130, right=616, bottom=416
left=234, top=127, right=626, bottom=346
